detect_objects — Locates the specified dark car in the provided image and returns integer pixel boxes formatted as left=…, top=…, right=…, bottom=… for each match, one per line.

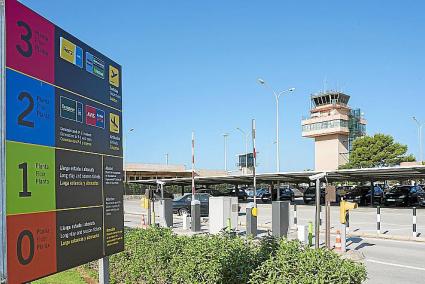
left=196, top=188, right=224, bottom=196
left=344, top=186, right=384, bottom=206
left=303, top=186, right=325, bottom=205
left=384, top=185, right=425, bottom=207
left=419, top=193, right=425, bottom=207
left=336, top=185, right=354, bottom=197
left=172, top=193, right=210, bottom=216
left=226, top=188, right=248, bottom=201
left=153, top=189, right=174, bottom=199
left=248, top=188, right=268, bottom=198
left=261, top=187, right=295, bottom=203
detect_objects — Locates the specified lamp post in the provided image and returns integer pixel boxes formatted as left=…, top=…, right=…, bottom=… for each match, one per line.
left=165, top=153, right=169, bottom=165
left=124, top=128, right=135, bottom=183
left=236, top=127, right=249, bottom=173
left=413, top=117, right=424, bottom=163
left=222, top=133, right=229, bottom=172
left=258, top=78, right=295, bottom=172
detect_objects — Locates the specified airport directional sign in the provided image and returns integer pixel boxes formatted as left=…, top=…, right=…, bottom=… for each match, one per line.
left=3, top=0, right=124, bottom=282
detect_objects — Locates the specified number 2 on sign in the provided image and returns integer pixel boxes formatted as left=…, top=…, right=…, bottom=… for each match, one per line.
left=18, top=92, right=35, bottom=128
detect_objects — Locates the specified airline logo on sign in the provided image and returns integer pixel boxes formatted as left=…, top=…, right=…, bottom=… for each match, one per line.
left=109, top=113, right=120, bottom=134
left=60, top=96, right=83, bottom=123
left=60, top=37, right=83, bottom=68
left=109, top=65, right=119, bottom=87
left=86, top=52, right=105, bottom=79
left=85, top=105, right=105, bottom=129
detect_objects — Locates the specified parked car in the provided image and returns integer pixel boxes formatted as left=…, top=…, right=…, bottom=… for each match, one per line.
left=246, top=188, right=269, bottom=199
left=153, top=189, right=174, bottom=199
left=172, top=193, right=210, bottom=216
left=344, top=186, right=384, bottom=206
left=384, top=185, right=425, bottom=207
left=261, top=187, right=295, bottom=203
left=419, top=193, right=425, bottom=207
left=303, top=186, right=325, bottom=205
left=226, top=188, right=248, bottom=201
left=336, top=185, right=355, bottom=197
left=196, top=188, right=223, bottom=196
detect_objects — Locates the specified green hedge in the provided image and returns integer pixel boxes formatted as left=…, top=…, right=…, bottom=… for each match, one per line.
left=249, top=240, right=367, bottom=284
left=108, top=227, right=366, bottom=284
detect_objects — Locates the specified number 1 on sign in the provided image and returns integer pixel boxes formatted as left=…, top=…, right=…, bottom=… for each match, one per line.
left=18, top=162, right=31, bottom=197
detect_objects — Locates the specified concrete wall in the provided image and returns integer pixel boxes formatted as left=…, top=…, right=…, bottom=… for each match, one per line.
left=314, top=134, right=348, bottom=171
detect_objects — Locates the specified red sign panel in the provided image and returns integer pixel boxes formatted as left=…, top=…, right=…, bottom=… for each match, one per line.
left=7, top=212, right=57, bottom=284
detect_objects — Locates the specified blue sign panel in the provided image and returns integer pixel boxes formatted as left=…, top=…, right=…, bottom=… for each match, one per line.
left=6, top=69, right=55, bottom=146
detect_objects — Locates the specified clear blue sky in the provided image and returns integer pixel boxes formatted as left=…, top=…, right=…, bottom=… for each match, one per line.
left=22, top=0, right=425, bottom=172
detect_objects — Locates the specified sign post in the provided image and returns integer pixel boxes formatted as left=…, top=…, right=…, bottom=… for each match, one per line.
left=325, top=185, right=336, bottom=248
left=1, top=0, right=124, bottom=282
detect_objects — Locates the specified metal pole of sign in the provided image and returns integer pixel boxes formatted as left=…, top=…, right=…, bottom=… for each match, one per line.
left=191, top=132, right=201, bottom=232
left=98, top=256, right=110, bottom=284
left=0, top=2, right=6, bottom=281
left=191, top=132, right=195, bottom=199
left=315, top=179, right=320, bottom=248
left=147, top=186, right=152, bottom=226
left=252, top=119, right=257, bottom=207
left=325, top=200, right=330, bottom=248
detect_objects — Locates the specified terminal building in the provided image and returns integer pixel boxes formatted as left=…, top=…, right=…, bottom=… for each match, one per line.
left=301, top=92, right=366, bottom=171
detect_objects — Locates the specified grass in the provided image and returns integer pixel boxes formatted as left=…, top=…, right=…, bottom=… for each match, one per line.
left=33, top=268, right=87, bottom=284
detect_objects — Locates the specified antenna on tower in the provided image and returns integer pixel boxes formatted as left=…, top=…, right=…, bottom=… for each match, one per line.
left=323, top=75, right=327, bottom=93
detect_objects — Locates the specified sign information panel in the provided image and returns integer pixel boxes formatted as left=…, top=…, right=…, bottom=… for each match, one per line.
left=3, top=0, right=124, bottom=282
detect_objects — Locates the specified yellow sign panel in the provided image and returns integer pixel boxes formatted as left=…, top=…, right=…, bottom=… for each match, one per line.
left=60, top=37, right=76, bottom=64
left=109, top=113, right=120, bottom=134
left=109, top=65, right=120, bottom=87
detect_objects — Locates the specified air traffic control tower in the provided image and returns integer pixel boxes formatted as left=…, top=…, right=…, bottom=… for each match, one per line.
left=301, top=92, right=366, bottom=171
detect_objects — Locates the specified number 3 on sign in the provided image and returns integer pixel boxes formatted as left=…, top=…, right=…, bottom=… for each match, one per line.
left=16, top=20, right=32, bottom=58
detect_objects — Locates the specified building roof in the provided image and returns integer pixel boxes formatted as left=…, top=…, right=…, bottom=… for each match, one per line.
left=125, top=163, right=186, bottom=172
left=311, top=92, right=350, bottom=108
left=124, top=163, right=228, bottom=177
left=129, top=165, right=425, bottom=186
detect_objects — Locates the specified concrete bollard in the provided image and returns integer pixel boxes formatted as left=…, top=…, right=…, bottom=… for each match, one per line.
left=272, top=201, right=290, bottom=238
left=246, top=202, right=257, bottom=237
left=159, top=198, right=173, bottom=227
left=182, top=213, right=190, bottom=230
left=413, top=207, right=417, bottom=238
left=191, top=200, right=201, bottom=232
left=376, top=206, right=381, bottom=234
left=297, top=225, right=308, bottom=244
left=345, top=211, right=350, bottom=234
left=319, top=205, right=322, bottom=226
left=340, top=223, right=347, bottom=252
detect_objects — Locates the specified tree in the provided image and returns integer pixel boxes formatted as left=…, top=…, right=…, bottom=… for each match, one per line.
left=341, top=133, right=416, bottom=169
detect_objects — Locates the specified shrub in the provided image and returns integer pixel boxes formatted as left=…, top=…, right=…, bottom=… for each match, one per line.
left=108, top=227, right=366, bottom=284
left=109, top=227, right=179, bottom=284
left=170, top=234, right=269, bottom=284
left=249, top=239, right=367, bottom=284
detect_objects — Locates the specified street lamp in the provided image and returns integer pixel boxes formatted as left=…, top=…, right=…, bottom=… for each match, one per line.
left=413, top=117, right=424, bottom=163
left=236, top=127, right=249, bottom=172
left=258, top=78, right=295, bottom=172
left=165, top=153, right=169, bottom=165
left=222, top=133, right=229, bottom=172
